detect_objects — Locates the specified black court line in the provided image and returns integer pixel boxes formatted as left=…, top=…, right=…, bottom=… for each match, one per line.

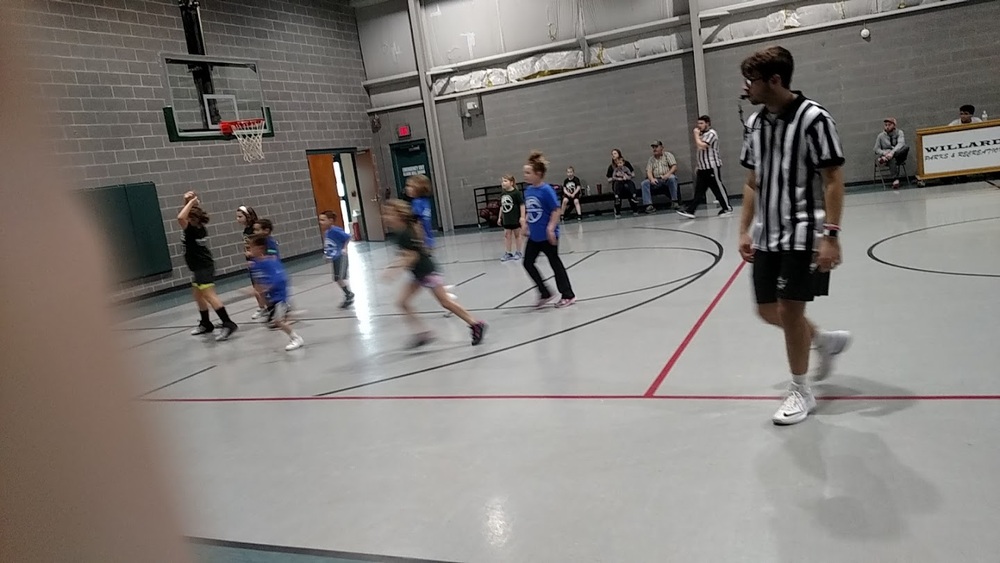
left=867, top=216, right=1000, bottom=278
left=315, top=233, right=723, bottom=397
left=137, top=365, right=217, bottom=398
left=453, top=271, right=486, bottom=287
left=492, top=250, right=600, bottom=309
left=986, top=179, right=999, bottom=189
left=125, top=326, right=190, bottom=347
left=188, top=537, right=458, bottom=563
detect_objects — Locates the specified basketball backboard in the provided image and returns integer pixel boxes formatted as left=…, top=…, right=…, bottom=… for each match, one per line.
left=161, top=54, right=274, bottom=142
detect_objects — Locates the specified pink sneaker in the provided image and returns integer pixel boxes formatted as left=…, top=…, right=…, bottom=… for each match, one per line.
left=555, top=297, right=576, bottom=308
left=535, top=295, right=555, bottom=309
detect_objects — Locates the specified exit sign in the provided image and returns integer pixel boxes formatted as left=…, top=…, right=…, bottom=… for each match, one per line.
left=397, top=123, right=411, bottom=139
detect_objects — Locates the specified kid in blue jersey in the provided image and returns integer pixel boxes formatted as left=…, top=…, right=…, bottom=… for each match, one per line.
left=381, top=199, right=486, bottom=348
left=405, top=174, right=435, bottom=250
left=248, top=235, right=304, bottom=351
left=522, top=151, right=576, bottom=308
left=318, top=210, right=355, bottom=309
left=253, top=218, right=280, bottom=258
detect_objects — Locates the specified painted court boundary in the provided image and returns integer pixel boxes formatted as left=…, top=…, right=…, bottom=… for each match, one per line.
left=145, top=394, right=1000, bottom=403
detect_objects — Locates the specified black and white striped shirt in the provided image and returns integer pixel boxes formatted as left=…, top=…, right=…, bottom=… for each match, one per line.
left=697, top=128, right=723, bottom=170
left=739, top=93, right=845, bottom=252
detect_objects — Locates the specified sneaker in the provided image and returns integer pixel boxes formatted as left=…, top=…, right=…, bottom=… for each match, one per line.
left=535, top=295, right=555, bottom=309
left=285, top=335, right=304, bottom=351
left=409, top=332, right=435, bottom=349
left=190, top=324, right=213, bottom=336
left=250, top=308, right=266, bottom=321
left=676, top=209, right=696, bottom=219
left=645, top=205, right=656, bottom=214
left=814, top=330, right=851, bottom=381
left=340, top=293, right=355, bottom=309
left=555, top=297, right=576, bottom=308
left=671, top=201, right=682, bottom=210
left=470, top=321, right=487, bottom=345
left=215, top=322, right=238, bottom=342
left=500, top=253, right=514, bottom=262
left=772, top=383, right=816, bottom=425
left=718, top=208, right=734, bottom=217
left=513, top=251, right=523, bottom=260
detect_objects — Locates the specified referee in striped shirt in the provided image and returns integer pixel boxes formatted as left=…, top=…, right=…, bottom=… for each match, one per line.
left=737, top=46, right=852, bottom=426
left=677, top=115, right=733, bottom=218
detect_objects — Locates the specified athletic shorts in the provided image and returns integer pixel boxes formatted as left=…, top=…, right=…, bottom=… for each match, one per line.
left=266, top=300, right=290, bottom=323
left=331, top=255, right=349, bottom=282
left=752, top=250, right=830, bottom=304
left=415, top=272, right=445, bottom=289
left=502, top=224, right=521, bottom=231
left=191, top=267, right=215, bottom=290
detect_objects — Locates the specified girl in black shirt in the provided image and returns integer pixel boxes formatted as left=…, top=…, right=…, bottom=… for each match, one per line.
left=179, top=192, right=237, bottom=340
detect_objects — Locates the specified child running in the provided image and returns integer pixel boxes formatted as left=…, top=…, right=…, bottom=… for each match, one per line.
left=178, top=191, right=238, bottom=340
left=405, top=174, right=435, bottom=250
left=236, top=205, right=268, bottom=320
left=522, top=151, right=576, bottom=308
left=381, top=199, right=486, bottom=347
left=497, top=174, right=525, bottom=261
left=247, top=235, right=304, bottom=351
left=253, top=218, right=280, bottom=258
left=319, top=210, right=355, bottom=309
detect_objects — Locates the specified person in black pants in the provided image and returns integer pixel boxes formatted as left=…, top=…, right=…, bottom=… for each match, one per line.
left=610, top=155, right=639, bottom=216
left=522, top=151, right=576, bottom=309
left=678, top=115, right=734, bottom=219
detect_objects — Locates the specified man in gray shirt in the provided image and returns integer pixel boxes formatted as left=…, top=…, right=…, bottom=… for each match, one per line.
left=874, top=117, right=908, bottom=189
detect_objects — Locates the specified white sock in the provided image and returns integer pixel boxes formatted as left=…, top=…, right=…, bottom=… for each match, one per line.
left=791, top=374, right=808, bottom=387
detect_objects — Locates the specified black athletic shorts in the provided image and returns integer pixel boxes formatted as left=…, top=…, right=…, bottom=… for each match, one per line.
left=191, top=267, right=215, bottom=289
left=502, top=224, right=521, bottom=231
left=331, top=255, right=349, bottom=282
left=752, top=250, right=830, bottom=304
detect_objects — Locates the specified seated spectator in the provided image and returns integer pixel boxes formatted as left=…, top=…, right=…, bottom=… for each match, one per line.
left=641, top=141, right=680, bottom=213
left=948, top=104, right=983, bottom=126
left=610, top=155, right=639, bottom=216
left=606, top=149, right=634, bottom=181
left=561, top=166, right=583, bottom=221
left=874, top=117, right=909, bottom=189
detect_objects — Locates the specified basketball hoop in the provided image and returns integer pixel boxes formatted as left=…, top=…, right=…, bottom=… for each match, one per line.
left=220, top=118, right=266, bottom=162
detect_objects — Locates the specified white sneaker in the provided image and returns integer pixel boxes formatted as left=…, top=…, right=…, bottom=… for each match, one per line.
left=814, top=330, right=851, bottom=381
left=251, top=308, right=266, bottom=321
left=285, top=335, right=304, bottom=351
left=772, top=383, right=816, bottom=425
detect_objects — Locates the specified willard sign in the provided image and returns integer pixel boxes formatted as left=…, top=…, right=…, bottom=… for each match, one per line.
left=917, top=121, right=1000, bottom=179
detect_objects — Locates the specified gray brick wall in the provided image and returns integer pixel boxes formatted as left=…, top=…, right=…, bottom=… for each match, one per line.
left=16, top=0, right=370, bottom=300
left=433, top=55, right=700, bottom=226
left=704, top=1, right=1000, bottom=195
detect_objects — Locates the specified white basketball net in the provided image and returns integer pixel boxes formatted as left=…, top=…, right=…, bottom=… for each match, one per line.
left=231, top=119, right=266, bottom=162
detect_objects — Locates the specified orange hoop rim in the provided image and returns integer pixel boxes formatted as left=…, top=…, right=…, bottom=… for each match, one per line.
left=219, top=118, right=265, bottom=136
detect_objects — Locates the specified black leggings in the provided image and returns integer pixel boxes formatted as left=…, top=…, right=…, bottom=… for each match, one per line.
left=523, top=239, right=575, bottom=300
left=613, top=180, right=639, bottom=214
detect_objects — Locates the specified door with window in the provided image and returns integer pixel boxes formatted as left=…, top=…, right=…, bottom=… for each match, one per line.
left=390, top=139, right=437, bottom=230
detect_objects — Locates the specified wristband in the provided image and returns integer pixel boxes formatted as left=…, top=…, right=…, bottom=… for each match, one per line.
left=823, top=223, right=841, bottom=231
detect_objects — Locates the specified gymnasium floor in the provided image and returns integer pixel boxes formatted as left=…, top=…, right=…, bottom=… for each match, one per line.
left=123, top=181, right=1000, bottom=563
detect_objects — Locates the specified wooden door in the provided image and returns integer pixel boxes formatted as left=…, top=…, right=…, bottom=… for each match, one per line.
left=355, top=149, right=385, bottom=242
left=306, top=153, right=344, bottom=229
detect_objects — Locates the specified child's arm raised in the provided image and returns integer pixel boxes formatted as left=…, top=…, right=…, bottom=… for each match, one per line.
left=176, top=192, right=198, bottom=228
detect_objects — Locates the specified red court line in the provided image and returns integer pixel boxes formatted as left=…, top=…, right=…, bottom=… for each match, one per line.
left=643, top=261, right=747, bottom=397
left=142, top=393, right=1000, bottom=403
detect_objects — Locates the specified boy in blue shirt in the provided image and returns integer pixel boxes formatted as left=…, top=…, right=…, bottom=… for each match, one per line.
left=248, top=235, right=304, bottom=351
left=522, top=151, right=576, bottom=308
left=253, top=218, right=280, bottom=258
left=318, top=210, right=355, bottom=308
